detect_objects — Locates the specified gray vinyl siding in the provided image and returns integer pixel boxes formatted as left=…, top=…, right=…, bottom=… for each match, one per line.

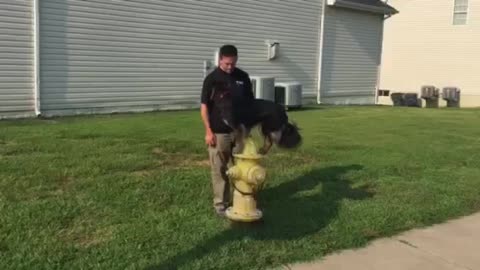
left=0, top=0, right=34, bottom=118
left=39, top=0, right=322, bottom=115
left=321, top=6, right=383, bottom=104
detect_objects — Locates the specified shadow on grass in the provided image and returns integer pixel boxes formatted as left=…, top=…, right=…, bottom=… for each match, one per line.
left=145, top=164, right=373, bottom=270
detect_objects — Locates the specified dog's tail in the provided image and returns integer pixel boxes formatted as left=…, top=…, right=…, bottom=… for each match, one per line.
left=278, top=121, right=302, bottom=149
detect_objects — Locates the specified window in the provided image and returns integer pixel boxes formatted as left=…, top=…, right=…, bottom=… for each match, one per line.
left=453, top=0, right=469, bottom=25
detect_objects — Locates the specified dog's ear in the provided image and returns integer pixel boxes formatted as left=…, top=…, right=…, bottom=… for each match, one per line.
left=288, top=121, right=301, bottom=132
left=285, top=122, right=300, bottom=133
left=278, top=122, right=302, bottom=149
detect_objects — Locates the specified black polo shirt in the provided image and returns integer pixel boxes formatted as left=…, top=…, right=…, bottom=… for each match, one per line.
left=201, top=67, right=254, bottom=133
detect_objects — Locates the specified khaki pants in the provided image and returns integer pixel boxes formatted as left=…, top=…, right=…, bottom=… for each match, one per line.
left=208, top=133, right=235, bottom=211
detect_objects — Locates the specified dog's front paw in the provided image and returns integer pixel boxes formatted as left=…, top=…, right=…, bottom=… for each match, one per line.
left=232, top=143, right=244, bottom=155
left=258, top=147, right=268, bottom=155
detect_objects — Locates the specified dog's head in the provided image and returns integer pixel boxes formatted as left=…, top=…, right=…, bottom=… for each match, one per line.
left=278, top=122, right=302, bottom=149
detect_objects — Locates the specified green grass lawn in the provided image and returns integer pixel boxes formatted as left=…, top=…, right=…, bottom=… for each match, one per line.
left=1, top=105, right=480, bottom=270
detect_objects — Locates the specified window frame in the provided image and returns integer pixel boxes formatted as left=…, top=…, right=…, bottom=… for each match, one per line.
left=453, top=0, right=469, bottom=25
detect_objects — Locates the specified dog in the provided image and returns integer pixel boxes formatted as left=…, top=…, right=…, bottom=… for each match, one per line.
left=212, top=88, right=302, bottom=155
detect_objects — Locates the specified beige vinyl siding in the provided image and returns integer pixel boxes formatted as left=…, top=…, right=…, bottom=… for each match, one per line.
left=0, top=0, right=34, bottom=118
left=380, top=0, right=480, bottom=107
left=39, top=0, right=322, bottom=115
left=321, top=6, right=384, bottom=104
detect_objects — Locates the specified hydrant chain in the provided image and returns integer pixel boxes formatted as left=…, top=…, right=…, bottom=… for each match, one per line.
left=232, top=182, right=255, bottom=196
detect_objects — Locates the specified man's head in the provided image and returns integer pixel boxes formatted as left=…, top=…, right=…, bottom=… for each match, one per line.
left=218, top=45, right=238, bottom=74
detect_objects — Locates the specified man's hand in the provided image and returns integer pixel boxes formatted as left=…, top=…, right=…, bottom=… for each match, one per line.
left=201, top=104, right=216, bottom=146
left=205, top=129, right=216, bottom=146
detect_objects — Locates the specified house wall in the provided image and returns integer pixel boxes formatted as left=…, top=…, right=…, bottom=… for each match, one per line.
left=321, top=6, right=385, bottom=105
left=38, top=0, right=322, bottom=116
left=379, top=0, right=480, bottom=107
left=0, top=0, right=35, bottom=119
left=0, top=0, right=393, bottom=119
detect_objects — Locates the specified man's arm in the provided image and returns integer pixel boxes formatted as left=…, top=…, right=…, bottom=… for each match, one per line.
left=244, top=73, right=254, bottom=100
left=200, top=76, right=216, bottom=146
left=201, top=104, right=212, bottom=133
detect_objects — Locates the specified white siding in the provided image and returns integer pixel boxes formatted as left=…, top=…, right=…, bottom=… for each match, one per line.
left=39, top=0, right=322, bottom=116
left=0, top=0, right=34, bottom=118
left=380, top=0, right=480, bottom=107
left=321, top=6, right=383, bottom=104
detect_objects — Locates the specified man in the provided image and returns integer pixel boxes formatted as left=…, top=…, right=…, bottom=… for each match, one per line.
left=200, top=45, right=254, bottom=217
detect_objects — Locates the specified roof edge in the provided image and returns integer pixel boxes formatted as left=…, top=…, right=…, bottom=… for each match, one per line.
left=328, top=0, right=399, bottom=15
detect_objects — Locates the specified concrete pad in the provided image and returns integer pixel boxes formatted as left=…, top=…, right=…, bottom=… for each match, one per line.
left=395, top=213, right=480, bottom=270
left=288, top=238, right=466, bottom=270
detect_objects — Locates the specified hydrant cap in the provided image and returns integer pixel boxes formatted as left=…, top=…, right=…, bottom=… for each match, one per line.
left=254, top=168, right=266, bottom=181
left=247, top=166, right=266, bottom=183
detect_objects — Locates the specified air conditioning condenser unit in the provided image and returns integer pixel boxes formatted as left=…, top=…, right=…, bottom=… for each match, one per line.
left=250, top=76, right=275, bottom=101
left=274, top=82, right=303, bottom=109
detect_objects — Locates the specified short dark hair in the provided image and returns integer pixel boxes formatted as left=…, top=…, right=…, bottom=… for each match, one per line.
left=219, top=45, right=238, bottom=57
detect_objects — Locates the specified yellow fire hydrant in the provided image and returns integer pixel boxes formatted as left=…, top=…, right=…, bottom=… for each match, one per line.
left=225, top=137, right=266, bottom=222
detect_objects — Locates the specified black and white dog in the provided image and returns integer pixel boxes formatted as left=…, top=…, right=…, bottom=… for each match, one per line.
left=213, top=89, right=302, bottom=155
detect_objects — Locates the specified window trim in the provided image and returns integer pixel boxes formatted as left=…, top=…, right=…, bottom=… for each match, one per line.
left=453, top=0, right=469, bottom=25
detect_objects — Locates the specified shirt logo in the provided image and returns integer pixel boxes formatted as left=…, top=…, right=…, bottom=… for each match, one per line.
left=235, top=81, right=244, bottom=86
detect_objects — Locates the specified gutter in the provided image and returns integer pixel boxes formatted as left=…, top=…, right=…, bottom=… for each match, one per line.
left=33, top=0, right=41, bottom=116
left=317, top=0, right=327, bottom=104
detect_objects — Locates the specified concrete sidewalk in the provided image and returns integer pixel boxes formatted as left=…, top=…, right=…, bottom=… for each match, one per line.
left=283, top=212, right=480, bottom=270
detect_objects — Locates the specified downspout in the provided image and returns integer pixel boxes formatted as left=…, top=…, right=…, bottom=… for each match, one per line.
left=376, top=0, right=398, bottom=104
left=375, top=7, right=395, bottom=104
left=317, top=0, right=327, bottom=104
left=33, top=0, right=41, bottom=116
left=375, top=21, right=384, bottom=105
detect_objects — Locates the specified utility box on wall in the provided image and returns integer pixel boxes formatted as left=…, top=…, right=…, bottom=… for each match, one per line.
left=265, top=40, right=280, bottom=60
